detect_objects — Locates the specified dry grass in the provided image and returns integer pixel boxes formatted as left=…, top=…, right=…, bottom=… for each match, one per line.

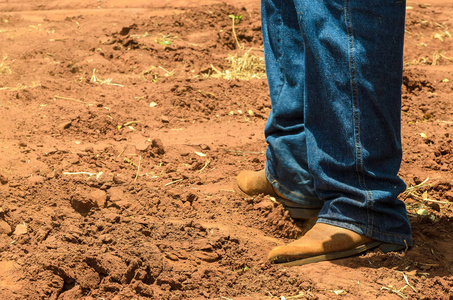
left=0, top=56, right=12, bottom=74
left=140, top=66, right=175, bottom=82
left=432, top=51, right=453, bottom=65
left=0, top=81, right=41, bottom=91
left=90, top=69, right=124, bottom=87
left=207, top=14, right=266, bottom=80
left=210, top=49, right=266, bottom=80
left=402, top=177, right=451, bottom=217
left=155, top=33, right=177, bottom=46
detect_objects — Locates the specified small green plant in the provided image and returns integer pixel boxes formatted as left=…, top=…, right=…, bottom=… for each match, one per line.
left=155, top=34, right=176, bottom=46
left=228, top=14, right=243, bottom=50
left=228, top=14, right=242, bottom=22
left=208, top=14, right=266, bottom=80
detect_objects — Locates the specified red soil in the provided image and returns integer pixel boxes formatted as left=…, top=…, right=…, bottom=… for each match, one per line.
left=0, top=0, right=452, bottom=299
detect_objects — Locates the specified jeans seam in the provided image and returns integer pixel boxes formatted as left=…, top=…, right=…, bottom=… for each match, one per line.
left=276, top=0, right=285, bottom=98
left=344, top=0, right=374, bottom=236
left=266, top=1, right=285, bottom=103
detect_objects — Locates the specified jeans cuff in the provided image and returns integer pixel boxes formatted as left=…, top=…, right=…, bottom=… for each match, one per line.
left=265, top=165, right=324, bottom=208
left=317, top=218, right=414, bottom=247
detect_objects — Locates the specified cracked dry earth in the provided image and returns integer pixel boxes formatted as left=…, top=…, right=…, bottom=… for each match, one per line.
left=0, top=0, right=452, bottom=299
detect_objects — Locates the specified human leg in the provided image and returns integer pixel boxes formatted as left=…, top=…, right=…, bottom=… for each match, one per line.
left=268, top=0, right=412, bottom=264
left=295, top=0, right=412, bottom=246
left=255, top=0, right=323, bottom=208
left=238, top=0, right=412, bottom=264
left=263, top=0, right=412, bottom=265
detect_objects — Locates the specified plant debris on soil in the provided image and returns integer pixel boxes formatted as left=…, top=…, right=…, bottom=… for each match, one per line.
left=0, top=0, right=452, bottom=299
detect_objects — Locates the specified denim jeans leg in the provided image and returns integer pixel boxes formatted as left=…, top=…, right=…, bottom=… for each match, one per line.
left=262, top=0, right=324, bottom=208
left=293, top=0, right=412, bottom=246
left=262, top=0, right=413, bottom=246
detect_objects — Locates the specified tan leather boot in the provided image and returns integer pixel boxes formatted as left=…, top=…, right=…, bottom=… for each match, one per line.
left=236, top=169, right=283, bottom=198
left=268, top=223, right=404, bottom=266
left=236, top=170, right=321, bottom=219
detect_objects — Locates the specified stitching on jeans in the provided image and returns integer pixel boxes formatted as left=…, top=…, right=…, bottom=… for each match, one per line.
left=344, top=0, right=374, bottom=236
left=274, top=0, right=285, bottom=102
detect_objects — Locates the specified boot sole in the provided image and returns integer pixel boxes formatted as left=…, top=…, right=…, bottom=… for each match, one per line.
left=270, top=241, right=406, bottom=266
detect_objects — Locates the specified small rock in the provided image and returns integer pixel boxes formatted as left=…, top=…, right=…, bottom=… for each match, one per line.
left=141, top=229, right=151, bottom=236
left=185, top=193, right=198, bottom=203
left=69, top=65, right=80, bottom=74
left=119, top=26, right=133, bottom=36
left=59, top=120, right=72, bottom=130
left=0, top=174, right=7, bottom=185
left=134, top=139, right=149, bottom=152
left=444, top=191, right=453, bottom=201
left=13, top=223, right=27, bottom=235
left=427, top=202, right=441, bottom=212
left=70, top=194, right=95, bottom=215
left=252, top=157, right=261, bottom=163
left=151, top=139, right=165, bottom=155
left=160, top=116, right=170, bottom=123
left=0, top=220, right=12, bottom=235
left=89, top=189, right=107, bottom=208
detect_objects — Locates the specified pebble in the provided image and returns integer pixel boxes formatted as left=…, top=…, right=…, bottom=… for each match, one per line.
left=444, top=191, right=453, bottom=201
left=89, top=189, right=107, bottom=208
left=13, top=223, right=27, bottom=235
left=0, top=220, right=12, bottom=235
left=151, top=139, right=165, bottom=155
left=0, top=174, right=8, bottom=185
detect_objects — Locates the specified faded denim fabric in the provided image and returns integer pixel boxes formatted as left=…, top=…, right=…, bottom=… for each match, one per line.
left=262, top=0, right=413, bottom=246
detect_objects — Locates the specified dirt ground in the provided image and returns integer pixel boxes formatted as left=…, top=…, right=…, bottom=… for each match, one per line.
left=0, top=0, right=452, bottom=299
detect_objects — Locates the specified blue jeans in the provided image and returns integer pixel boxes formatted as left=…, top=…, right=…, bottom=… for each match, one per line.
left=262, top=0, right=413, bottom=246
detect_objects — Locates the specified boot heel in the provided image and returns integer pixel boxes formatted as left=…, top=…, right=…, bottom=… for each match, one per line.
left=379, top=243, right=407, bottom=253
